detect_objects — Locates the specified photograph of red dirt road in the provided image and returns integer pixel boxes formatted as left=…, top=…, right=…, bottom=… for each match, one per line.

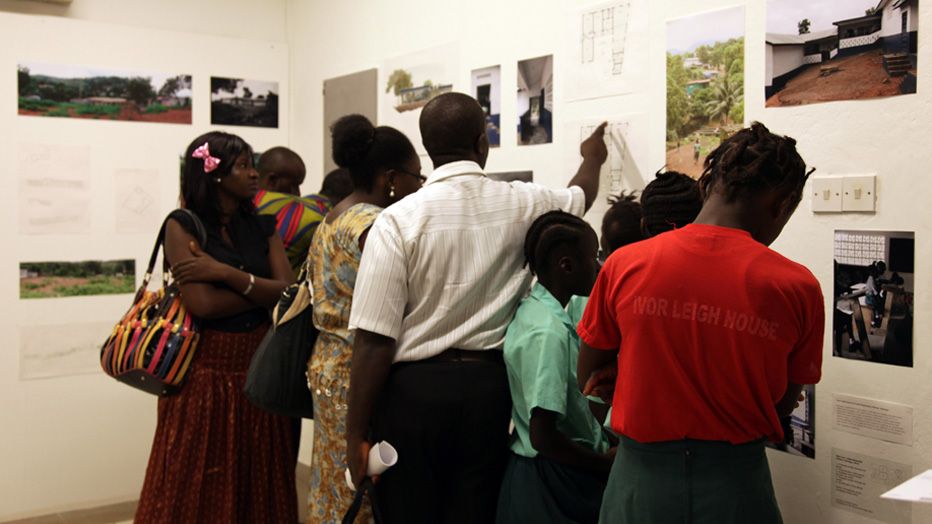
left=766, top=0, right=918, bottom=107
left=767, top=50, right=912, bottom=107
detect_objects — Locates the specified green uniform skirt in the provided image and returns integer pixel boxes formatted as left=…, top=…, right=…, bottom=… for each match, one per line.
left=599, top=436, right=782, bottom=524
left=497, top=453, right=607, bottom=524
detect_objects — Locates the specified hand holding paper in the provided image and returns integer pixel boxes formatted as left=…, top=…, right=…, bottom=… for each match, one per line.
left=345, top=441, right=398, bottom=491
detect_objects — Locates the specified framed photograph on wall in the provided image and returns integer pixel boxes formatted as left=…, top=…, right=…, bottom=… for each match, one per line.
left=765, top=0, right=918, bottom=107
left=833, top=230, right=914, bottom=368
left=210, top=77, right=279, bottom=128
left=665, top=7, right=746, bottom=179
left=17, top=62, right=191, bottom=124
left=471, top=65, right=501, bottom=147
left=517, top=55, right=554, bottom=146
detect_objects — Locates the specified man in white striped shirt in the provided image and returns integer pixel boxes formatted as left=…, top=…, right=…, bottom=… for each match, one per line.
left=346, top=92, right=606, bottom=523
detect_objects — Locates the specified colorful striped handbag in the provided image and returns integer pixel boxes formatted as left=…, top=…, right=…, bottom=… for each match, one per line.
left=100, top=209, right=207, bottom=396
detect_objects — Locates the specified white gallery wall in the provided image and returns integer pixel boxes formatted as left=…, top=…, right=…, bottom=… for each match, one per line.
left=0, top=0, right=288, bottom=42
left=289, top=1, right=932, bottom=523
left=0, top=0, right=930, bottom=521
left=0, top=4, right=290, bottom=519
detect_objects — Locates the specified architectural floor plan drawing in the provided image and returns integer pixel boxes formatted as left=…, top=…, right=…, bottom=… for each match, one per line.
left=580, top=1, right=630, bottom=76
left=582, top=121, right=629, bottom=199
left=568, top=0, right=646, bottom=100
left=566, top=115, right=648, bottom=230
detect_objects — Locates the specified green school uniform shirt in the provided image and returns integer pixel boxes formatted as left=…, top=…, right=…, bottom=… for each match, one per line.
left=504, top=283, right=610, bottom=458
left=567, top=295, right=588, bottom=326
left=567, top=294, right=615, bottom=430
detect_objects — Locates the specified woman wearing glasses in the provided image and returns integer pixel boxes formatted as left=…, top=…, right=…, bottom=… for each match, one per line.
left=305, top=114, right=422, bottom=523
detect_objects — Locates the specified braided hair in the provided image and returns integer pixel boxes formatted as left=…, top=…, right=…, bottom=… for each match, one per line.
left=641, top=170, right=702, bottom=236
left=601, top=191, right=644, bottom=252
left=698, top=122, right=811, bottom=204
left=524, top=211, right=595, bottom=275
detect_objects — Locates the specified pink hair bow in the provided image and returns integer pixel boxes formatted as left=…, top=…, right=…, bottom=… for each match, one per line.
left=192, top=142, right=221, bottom=173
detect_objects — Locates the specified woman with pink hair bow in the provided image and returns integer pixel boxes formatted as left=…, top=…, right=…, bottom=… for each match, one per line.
left=135, top=131, right=297, bottom=523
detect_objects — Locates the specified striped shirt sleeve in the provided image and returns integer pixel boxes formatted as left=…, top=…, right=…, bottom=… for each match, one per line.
left=348, top=215, right=408, bottom=340
left=522, top=184, right=586, bottom=217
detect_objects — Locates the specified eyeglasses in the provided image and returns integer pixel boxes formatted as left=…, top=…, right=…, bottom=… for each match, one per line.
left=396, top=169, right=428, bottom=185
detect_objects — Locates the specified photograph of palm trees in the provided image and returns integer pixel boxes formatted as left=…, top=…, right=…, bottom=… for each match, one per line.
left=766, top=0, right=917, bottom=107
left=666, top=7, right=745, bottom=179
left=210, top=77, right=279, bottom=128
left=18, top=62, right=191, bottom=124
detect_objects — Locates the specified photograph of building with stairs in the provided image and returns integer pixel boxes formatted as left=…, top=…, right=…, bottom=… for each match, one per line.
left=766, top=0, right=918, bottom=107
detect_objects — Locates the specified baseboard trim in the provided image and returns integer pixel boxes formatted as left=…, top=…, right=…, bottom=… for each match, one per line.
left=1, top=501, right=136, bottom=524
left=2, top=463, right=312, bottom=524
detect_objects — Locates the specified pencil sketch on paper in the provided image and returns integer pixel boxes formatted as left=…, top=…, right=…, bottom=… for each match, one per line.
left=18, top=143, right=92, bottom=235
left=582, top=121, right=630, bottom=198
left=19, top=321, right=112, bottom=380
left=580, top=0, right=631, bottom=76
left=565, top=115, right=649, bottom=230
left=115, top=169, right=160, bottom=234
left=567, top=0, right=646, bottom=100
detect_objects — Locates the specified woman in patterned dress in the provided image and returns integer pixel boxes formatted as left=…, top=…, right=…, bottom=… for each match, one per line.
left=306, top=114, right=423, bottom=522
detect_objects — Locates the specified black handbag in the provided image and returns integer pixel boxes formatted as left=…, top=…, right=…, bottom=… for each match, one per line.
left=243, top=263, right=317, bottom=418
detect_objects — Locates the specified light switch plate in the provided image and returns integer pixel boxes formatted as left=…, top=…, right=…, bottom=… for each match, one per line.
left=811, top=176, right=843, bottom=213
left=842, top=175, right=876, bottom=212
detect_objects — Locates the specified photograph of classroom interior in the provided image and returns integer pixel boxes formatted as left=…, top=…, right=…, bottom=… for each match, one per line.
left=1, top=1, right=930, bottom=523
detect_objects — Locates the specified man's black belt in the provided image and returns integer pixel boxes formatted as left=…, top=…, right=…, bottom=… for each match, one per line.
left=421, top=347, right=504, bottom=364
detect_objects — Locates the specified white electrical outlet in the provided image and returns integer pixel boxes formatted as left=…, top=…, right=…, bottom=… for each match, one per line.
left=842, top=175, right=876, bottom=212
left=811, top=176, right=843, bottom=213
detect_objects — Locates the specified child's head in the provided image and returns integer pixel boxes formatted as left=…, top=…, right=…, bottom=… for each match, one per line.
left=698, top=122, right=811, bottom=245
left=600, top=191, right=644, bottom=256
left=319, top=167, right=354, bottom=203
left=256, top=146, right=306, bottom=196
left=182, top=131, right=256, bottom=222
left=525, top=211, right=600, bottom=297
left=641, top=170, right=702, bottom=237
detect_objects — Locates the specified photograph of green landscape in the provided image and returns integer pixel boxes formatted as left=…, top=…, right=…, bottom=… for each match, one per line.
left=666, top=7, right=745, bottom=179
left=20, top=259, right=135, bottom=299
left=18, top=62, right=191, bottom=124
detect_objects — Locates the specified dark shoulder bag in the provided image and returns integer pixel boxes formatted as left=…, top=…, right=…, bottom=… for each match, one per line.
left=243, top=260, right=318, bottom=418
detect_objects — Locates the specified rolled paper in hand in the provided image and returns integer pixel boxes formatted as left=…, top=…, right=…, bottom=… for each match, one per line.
left=368, top=441, right=398, bottom=475
left=345, top=441, right=399, bottom=490
left=344, top=468, right=355, bottom=491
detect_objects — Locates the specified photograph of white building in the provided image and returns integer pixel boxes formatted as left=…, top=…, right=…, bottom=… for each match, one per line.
left=766, top=0, right=918, bottom=106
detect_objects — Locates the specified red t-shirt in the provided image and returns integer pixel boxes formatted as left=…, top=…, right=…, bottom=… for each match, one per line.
left=578, top=224, right=824, bottom=444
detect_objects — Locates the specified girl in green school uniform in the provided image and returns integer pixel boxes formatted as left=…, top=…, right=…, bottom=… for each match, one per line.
left=496, top=211, right=615, bottom=524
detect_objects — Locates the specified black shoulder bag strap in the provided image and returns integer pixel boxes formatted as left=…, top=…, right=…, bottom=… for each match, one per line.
left=141, top=209, right=208, bottom=292
left=341, top=477, right=384, bottom=524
